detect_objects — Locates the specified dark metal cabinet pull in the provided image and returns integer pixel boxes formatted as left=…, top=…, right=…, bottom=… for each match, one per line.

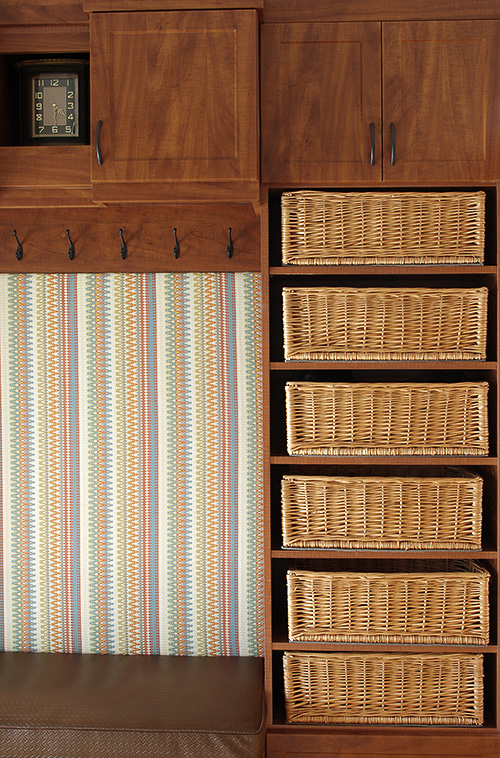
left=119, top=229, right=127, bottom=260
left=96, top=120, right=103, bottom=166
left=173, top=228, right=180, bottom=259
left=13, top=230, right=22, bottom=260
left=369, top=123, right=375, bottom=166
left=66, top=229, right=75, bottom=260
left=227, top=227, right=233, bottom=259
left=390, top=122, right=396, bottom=166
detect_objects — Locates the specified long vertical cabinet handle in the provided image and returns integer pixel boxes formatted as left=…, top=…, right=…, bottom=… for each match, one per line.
left=96, top=120, right=103, bottom=166
left=390, top=122, right=396, bottom=165
left=369, top=123, right=375, bottom=166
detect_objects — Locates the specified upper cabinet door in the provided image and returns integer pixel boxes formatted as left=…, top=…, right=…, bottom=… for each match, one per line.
left=261, top=22, right=382, bottom=183
left=383, top=20, right=500, bottom=183
left=91, top=10, right=258, bottom=192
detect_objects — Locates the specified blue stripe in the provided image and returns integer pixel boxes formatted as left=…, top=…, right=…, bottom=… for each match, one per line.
left=224, top=273, right=239, bottom=654
left=67, top=275, right=81, bottom=651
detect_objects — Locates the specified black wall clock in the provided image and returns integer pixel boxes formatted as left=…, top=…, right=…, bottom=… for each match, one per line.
left=16, top=59, right=89, bottom=145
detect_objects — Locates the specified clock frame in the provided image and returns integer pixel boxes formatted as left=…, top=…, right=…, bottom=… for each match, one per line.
left=17, top=59, right=89, bottom=146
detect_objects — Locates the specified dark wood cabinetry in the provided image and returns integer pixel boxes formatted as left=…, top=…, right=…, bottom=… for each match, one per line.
left=261, top=23, right=382, bottom=183
left=0, top=6, right=260, bottom=206
left=262, top=20, right=500, bottom=184
left=90, top=9, right=259, bottom=203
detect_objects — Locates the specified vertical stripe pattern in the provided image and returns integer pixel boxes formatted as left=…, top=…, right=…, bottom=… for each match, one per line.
left=0, top=273, right=263, bottom=657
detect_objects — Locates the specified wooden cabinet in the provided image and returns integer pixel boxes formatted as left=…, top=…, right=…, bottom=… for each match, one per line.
left=90, top=10, right=259, bottom=203
left=260, top=23, right=382, bottom=183
left=261, top=20, right=500, bottom=183
left=383, top=21, right=500, bottom=183
left=0, top=7, right=259, bottom=206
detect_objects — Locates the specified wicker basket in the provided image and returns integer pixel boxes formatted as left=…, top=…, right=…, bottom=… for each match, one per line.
left=286, top=559, right=489, bottom=645
left=281, top=469, right=483, bottom=550
left=282, top=286, right=488, bottom=361
left=285, top=381, right=489, bottom=456
left=281, top=191, right=485, bottom=265
left=283, top=651, right=484, bottom=725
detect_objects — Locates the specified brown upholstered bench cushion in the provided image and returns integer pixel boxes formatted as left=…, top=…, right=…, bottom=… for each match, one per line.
left=0, top=652, right=265, bottom=758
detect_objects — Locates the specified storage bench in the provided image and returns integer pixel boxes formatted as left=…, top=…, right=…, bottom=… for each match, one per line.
left=0, top=652, right=265, bottom=758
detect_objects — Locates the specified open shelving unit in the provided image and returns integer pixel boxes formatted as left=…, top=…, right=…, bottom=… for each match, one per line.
left=262, top=185, right=500, bottom=757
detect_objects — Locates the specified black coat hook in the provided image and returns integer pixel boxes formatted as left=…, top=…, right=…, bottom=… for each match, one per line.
left=227, top=227, right=233, bottom=259
left=13, top=230, right=22, bottom=261
left=66, top=229, right=75, bottom=260
left=119, top=228, right=127, bottom=260
left=173, top=228, right=180, bottom=259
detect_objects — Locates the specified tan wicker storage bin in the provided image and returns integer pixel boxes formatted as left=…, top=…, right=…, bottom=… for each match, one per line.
left=282, top=286, right=488, bottom=361
left=281, top=469, right=483, bottom=550
left=281, top=190, right=485, bottom=265
left=285, top=381, right=489, bottom=456
left=286, top=559, right=489, bottom=645
left=283, top=651, right=484, bottom=725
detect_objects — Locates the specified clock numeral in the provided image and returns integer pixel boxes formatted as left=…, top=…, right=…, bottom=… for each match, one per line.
left=38, top=126, right=45, bottom=133
left=52, top=126, right=58, bottom=133
left=36, top=114, right=42, bottom=121
left=67, top=102, right=74, bottom=110
left=67, top=91, right=74, bottom=99
left=50, top=79, right=59, bottom=86
left=35, top=103, right=42, bottom=111
left=68, top=113, right=74, bottom=120
left=34, top=91, right=43, bottom=99
left=65, top=126, right=72, bottom=133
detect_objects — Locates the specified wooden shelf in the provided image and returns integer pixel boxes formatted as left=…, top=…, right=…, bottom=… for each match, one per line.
left=271, top=454, right=498, bottom=465
left=272, top=548, right=498, bottom=559
left=271, top=361, right=498, bottom=370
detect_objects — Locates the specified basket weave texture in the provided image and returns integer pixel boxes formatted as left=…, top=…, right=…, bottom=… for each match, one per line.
left=285, top=381, right=489, bottom=456
left=283, top=651, right=484, bottom=725
left=282, top=286, right=488, bottom=361
left=281, top=469, right=483, bottom=550
left=287, top=559, right=489, bottom=645
left=281, top=190, right=485, bottom=265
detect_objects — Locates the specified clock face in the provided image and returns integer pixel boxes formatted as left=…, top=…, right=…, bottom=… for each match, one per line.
left=31, top=72, right=79, bottom=138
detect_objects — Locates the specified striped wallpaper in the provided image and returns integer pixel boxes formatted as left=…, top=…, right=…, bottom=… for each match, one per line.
left=0, top=273, right=263, bottom=656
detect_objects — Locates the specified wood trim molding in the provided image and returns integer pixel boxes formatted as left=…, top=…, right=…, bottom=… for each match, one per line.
left=262, top=0, right=500, bottom=22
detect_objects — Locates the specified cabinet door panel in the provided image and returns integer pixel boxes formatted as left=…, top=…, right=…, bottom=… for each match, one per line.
left=91, top=10, right=258, bottom=184
left=261, top=22, right=382, bottom=183
left=383, top=20, right=500, bottom=182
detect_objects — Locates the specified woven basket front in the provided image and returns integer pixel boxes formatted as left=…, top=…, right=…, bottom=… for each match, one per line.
left=282, top=286, right=488, bottom=361
left=285, top=381, right=489, bottom=456
left=281, top=190, right=485, bottom=265
left=281, top=469, right=483, bottom=549
left=287, top=559, right=489, bottom=645
left=283, top=651, right=484, bottom=725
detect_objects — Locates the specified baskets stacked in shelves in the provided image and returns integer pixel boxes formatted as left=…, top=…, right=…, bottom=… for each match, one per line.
left=281, top=190, right=485, bottom=265
left=279, top=189, right=490, bottom=728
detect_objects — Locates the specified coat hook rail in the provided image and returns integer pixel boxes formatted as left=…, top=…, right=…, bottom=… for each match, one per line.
left=227, top=227, right=233, bottom=259
left=173, top=228, right=180, bottom=259
left=119, top=228, right=127, bottom=260
left=13, top=230, right=22, bottom=261
left=66, top=229, right=75, bottom=260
